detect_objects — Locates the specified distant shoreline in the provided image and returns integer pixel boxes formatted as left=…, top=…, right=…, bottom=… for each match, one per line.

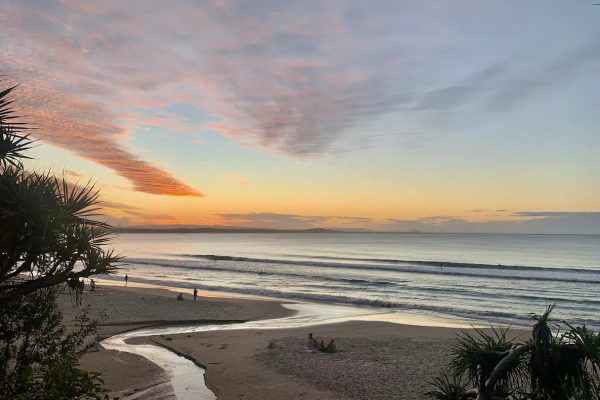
left=115, top=227, right=598, bottom=235
left=116, top=227, right=344, bottom=234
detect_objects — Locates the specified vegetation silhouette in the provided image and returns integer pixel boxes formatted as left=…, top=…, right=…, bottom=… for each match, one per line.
left=0, top=82, right=119, bottom=398
left=426, top=304, right=600, bottom=400
left=0, top=84, right=120, bottom=304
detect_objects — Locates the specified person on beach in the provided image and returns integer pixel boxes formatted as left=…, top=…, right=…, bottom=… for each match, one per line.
left=177, top=293, right=184, bottom=301
left=90, top=279, right=96, bottom=291
left=307, top=333, right=317, bottom=349
left=193, top=288, right=198, bottom=301
left=327, top=339, right=337, bottom=353
left=125, top=274, right=128, bottom=287
left=319, top=340, right=326, bottom=352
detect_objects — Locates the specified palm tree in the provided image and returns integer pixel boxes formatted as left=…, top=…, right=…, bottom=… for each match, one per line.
left=426, top=304, right=600, bottom=400
left=0, top=84, right=120, bottom=304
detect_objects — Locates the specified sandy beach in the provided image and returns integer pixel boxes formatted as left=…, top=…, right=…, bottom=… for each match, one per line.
left=58, top=283, right=292, bottom=398
left=60, top=283, right=524, bottom=400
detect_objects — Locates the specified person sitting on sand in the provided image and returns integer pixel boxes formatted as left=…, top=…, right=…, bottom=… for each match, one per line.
left=90, top=279, right=96, bottom=291
left=176, top=293, right=184, bottom=301
left=319, top=340, right=326, bottom=352
left=327, top=339, right=337, bottom=353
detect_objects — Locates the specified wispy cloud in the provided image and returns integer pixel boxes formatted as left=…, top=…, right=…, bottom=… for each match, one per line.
left=215, top=211, right=600, bottom=234
left=511, top=211, right=600, bottom=218
left=415, top=42, right=600, bottom=125
left=220, top=172, right=252, bottom=188
left=2, top=78, right=202, bottom=196
left=1, top=3, right=201, bottom=196
left=62, top=169, right=83, bottom=179
left=2, top=0, right=597, bottom=197
left=98, top=200, right=179, bottom=226
left=384, top=211, right=600, bottom=234
left=99, top=200, right=141, bottom=211
left=3, top=0, right=594, bottom=164
left=217, top=212, right=372, bottom=230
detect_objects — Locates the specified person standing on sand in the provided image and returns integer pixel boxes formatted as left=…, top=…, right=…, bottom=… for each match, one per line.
left=125, top=274, right=128, bottom=287
left=193, top=288, right=198, bottom=301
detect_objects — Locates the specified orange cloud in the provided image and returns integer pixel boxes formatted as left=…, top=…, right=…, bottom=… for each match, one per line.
left=0, top=78, right=201, bottom=197
left=0, top=4, right=202, bottom=197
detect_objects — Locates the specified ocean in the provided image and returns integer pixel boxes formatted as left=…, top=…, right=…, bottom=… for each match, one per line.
left=106, top=233, right=600, bottom=329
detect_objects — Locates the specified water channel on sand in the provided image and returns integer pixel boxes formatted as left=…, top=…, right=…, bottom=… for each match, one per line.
left=101, top=303, right=388, bottom=399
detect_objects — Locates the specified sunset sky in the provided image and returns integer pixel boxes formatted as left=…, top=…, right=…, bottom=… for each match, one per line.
left=2, top=1, right=599, bottom=233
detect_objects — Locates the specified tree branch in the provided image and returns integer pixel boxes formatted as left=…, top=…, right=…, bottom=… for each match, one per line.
left=477, top=342, right=535, bottom=400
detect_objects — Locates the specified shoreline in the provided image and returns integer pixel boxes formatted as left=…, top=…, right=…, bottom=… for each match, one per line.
left=94, top=278, right=487, bottom=329
left=64, top=282, right=527, bottom=400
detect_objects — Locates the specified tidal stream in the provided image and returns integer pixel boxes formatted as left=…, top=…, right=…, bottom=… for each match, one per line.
left=101, top=303, right=383, bottom=400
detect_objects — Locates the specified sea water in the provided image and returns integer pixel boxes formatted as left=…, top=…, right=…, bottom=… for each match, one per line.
left=106, top=233, right=600, bottom=329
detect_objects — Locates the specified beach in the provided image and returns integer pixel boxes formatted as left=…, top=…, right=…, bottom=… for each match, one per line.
left=59, top=282, right=525, bottom=400
left=57, top=283, right=288, bottom=397
left=140, top=320, right=456, bottom=400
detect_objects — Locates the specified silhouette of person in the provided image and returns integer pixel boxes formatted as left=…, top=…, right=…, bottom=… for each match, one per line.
left=125, top=274, right=128, bottom=287
left=193, top=288, right=198, bottom=301
left=177, top=293, right=184, bottom=301
left=307, top=332, right=319, bottom=349
left=327, top=339, right=337, bottom=353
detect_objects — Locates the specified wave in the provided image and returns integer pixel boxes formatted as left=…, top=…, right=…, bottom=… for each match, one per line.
left=177, top=253, right=599, bottom=274
left=126, top=258, right=401, bottom=287
left=123, top=257, right=600, bottom=307
left=137, top=255, right=600, bottom=285
left=100, top=274, right=600, bottom=330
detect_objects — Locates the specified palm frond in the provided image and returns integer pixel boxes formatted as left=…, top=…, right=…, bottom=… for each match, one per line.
left=0, top=83, right=35, bottom=168
left=425, top=370, right=469, bottom=400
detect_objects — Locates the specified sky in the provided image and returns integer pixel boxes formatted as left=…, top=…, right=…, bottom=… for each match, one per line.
left=1, top=0, right=599, bottom=233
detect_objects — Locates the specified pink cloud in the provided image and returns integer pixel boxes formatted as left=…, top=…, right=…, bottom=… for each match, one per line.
left=1, top=0, right=454, bottom=166
left=2, top=0, right=585, bottom=175
left=1, top=4, right=202, bottom=196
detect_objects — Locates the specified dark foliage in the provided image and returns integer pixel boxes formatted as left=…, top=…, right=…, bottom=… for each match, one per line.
left=426, top=304, right=600, bottom=400
left=0, top=83, right=120, bottom=304
left=0, top=287, right=106, bottom=399
left=0, top=83, right=117, bottom=398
